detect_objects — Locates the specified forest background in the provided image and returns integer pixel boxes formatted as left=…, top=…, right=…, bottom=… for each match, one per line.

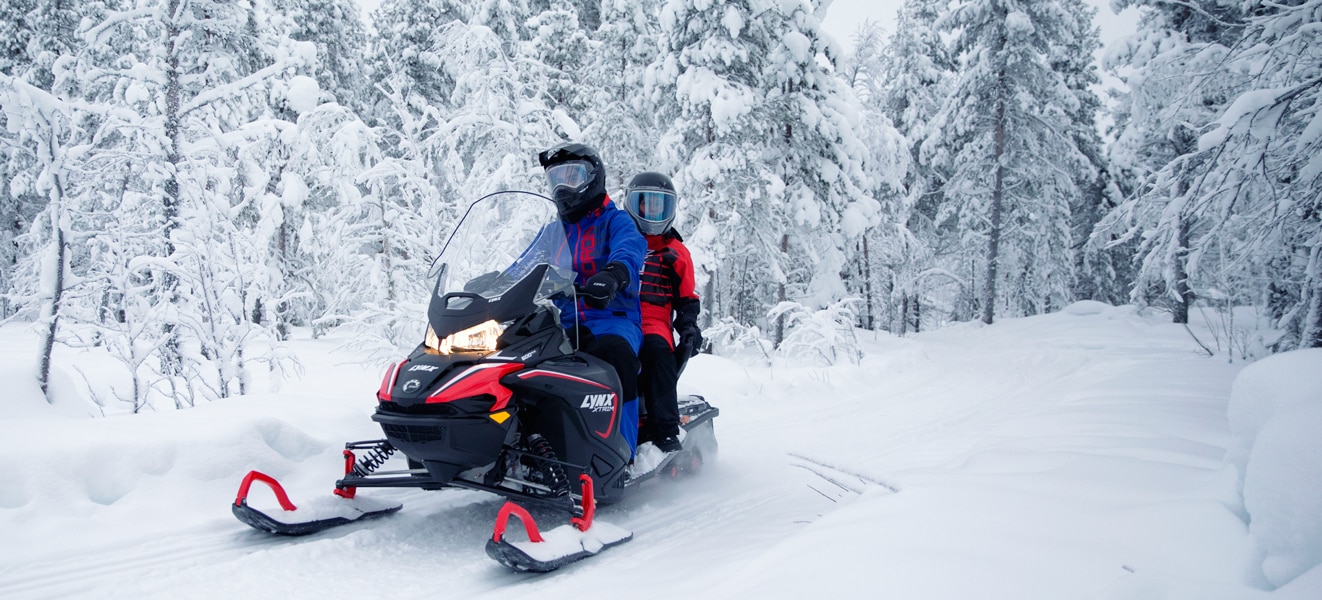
left=1, top=0, right=1319, bottom=412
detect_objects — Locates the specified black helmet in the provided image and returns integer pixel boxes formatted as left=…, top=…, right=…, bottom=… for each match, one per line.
left=624, top=171, right=677, bottom=236
left=538, top=143, right=607, bottom=223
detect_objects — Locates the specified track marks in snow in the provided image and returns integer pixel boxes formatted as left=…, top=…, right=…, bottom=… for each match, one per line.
left=789, top=452, right=900, bottom=499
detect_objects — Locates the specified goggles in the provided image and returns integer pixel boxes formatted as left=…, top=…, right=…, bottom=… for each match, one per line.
left=545, top=161, right=593, bottom=191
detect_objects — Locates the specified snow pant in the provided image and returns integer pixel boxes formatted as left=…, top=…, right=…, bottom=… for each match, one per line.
left=637, top=333, right=681, bottom=441
left=579, top=331, right=640, bottom=459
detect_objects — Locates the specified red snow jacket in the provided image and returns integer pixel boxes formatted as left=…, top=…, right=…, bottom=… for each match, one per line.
left=639, top=230, right=700, bottom=347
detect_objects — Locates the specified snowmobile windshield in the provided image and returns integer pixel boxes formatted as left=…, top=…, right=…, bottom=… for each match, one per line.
left=428, top=191, right=574, bottom=304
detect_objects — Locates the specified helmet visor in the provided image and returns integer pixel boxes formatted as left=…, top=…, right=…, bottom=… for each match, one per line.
left=627, top=189, right=675, bottom=224
left=545, top=161, right=593, bottom=192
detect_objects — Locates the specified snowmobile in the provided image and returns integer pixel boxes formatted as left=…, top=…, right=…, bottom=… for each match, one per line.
left=232, top=191, right=719, bottom=572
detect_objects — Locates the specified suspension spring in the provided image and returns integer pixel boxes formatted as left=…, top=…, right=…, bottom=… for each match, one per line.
left=527, top=434, right=570, bottom=497
left=352, top=441, right=397, bottom=477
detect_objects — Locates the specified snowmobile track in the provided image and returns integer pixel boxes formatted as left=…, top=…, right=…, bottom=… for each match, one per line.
left=788, top=452, right=900, bottom=495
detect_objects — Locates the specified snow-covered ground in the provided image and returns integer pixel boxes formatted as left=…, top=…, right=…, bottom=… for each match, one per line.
left=1, top=303, right=1319, bottom=599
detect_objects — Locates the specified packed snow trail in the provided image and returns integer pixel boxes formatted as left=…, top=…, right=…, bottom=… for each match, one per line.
left=2, top=304, right=1316, bottom=598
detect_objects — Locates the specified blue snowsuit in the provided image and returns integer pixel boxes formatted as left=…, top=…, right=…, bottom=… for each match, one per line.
left=553, top=198, right=646, bottom=351
left=549, top=196, right=645, bottom=456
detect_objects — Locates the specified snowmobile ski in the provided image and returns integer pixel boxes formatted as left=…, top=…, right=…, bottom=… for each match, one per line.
left=232, top=471, right=402, bottom=536
left=484, top=475, right=632, bottom=572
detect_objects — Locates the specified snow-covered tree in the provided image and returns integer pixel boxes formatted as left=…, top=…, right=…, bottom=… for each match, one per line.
left=270, top=0, right=371, bottom=113
left=874, top=0, right=959, bottom=331
left=1103, top=1, right=1319, bottom=349
left=760, top=0, right=900, bottom=341
left=652, top=0, right=898, bottom=344
left=924, top=0, right=1094, bottom=324
left=1048, top=0, right=1127, bottom=306
left=365, top=0, right=465, bottom=122
left=0, top=76, right=81, bottom=401
left=1099, top=0, right=1246, bottom=323
left=28, top=0, right=315, bottom=407
left=580, top=0, right=664, bottom=190
left=525, top=3, right=593, bottom=118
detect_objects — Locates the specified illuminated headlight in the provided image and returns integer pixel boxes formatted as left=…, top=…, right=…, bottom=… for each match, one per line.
left=426, top=320, right=506, bottom=354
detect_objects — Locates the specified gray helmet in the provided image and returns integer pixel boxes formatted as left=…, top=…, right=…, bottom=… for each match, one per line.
left=538, top=143, right=607, bottom=223
left=623, top=171, right=677, bottom=236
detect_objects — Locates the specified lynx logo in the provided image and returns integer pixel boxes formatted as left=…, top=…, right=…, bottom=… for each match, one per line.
left=402, top=379, right=421, bottom=393
left=408, top=364, right=439, bottom=372
left=579, top=393, right=615, bottom=413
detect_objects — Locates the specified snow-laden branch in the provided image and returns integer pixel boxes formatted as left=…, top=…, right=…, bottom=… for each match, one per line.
left=179, top=49, right=311, bottom=117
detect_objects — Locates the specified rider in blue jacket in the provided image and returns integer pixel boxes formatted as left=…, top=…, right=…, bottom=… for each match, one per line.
left=538, top=143, right=646, bottom=456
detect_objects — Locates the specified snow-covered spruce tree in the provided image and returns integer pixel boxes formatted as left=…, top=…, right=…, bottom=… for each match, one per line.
left=525, top=3, right=593, bottom=119
left=468, top=0, right=541, bottom=53
left=580, top=0, right=665, bottom=190
left=652, top=0, right=891, bottom=345
left=649, top=0, right=772, bottom=329
left=0, top=0, right=35, bottom=78
left=317, top=64, right=442, bottom=361
left=923, top=0, right=1093, bottom=324
left=263, top=97, right=382, bottom=341
left=445, top=19, right=563, bottom=193
left=874, top=0, right=961, bottom=332
left=760, top=0, right=902, bottom=344
left=835, top=20, right=901, bottom=332
left=364, top=0, right=465, bottom=124
left=1098, top=0, right=1246, bottom=324
left=345, top=11, right=561, bottom=359
left=1053, top=0, right=1126, bottom=306
left=268, top=0, right=371, bottom=114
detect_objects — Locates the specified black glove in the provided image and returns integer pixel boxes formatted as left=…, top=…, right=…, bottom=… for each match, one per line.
left=583, top=262, right=629, bottom=309
left=678, top=324, right=703, bottom=358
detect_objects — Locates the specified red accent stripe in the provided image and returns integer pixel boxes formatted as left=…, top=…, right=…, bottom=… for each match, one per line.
left=377, top=361, right=402, bottom=402
left=426, top=363, right=524, bottom=411
left=516, top=369, right=612, bottom=390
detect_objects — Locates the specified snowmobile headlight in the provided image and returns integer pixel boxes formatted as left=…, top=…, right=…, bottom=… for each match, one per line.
left=427, top=320, right=506, bottom=355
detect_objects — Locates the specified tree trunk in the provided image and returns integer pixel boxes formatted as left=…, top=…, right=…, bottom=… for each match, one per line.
left=1302, top=245, right=1322, bottom=348
left=159, top=0, right=185, bottom=382
left=861, top=235, right=874, bottom=330
left=899, top=294, right=909, bottom=336
left=982, top=86, right=1006, bottom=325
left=37, top=165, right=68, bottom=403
left=775, top=233, right=788, bottom=346
left=912, top=293, right=922, bottom=333
left=1172, top=216, right=1193, bottom=324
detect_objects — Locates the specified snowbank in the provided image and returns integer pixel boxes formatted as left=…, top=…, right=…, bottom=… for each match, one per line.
left=1227, top=348, right=1322, bottom=588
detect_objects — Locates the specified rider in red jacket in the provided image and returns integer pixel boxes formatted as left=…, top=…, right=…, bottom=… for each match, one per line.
left=622, top=172, right=702, bottom=453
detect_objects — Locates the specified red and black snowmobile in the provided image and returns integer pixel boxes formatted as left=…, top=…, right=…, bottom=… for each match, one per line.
left=232, top=191, right=719, bottom=572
